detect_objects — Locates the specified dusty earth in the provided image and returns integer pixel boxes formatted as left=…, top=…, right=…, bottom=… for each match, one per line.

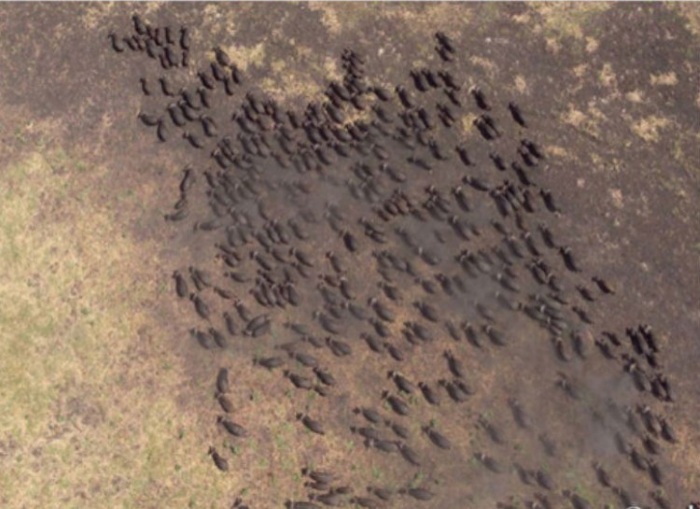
left=0, top=3, right=698, bottom=509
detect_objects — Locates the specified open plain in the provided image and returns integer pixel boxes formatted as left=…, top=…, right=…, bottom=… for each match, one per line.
left=0, top=4, right=698, bottom=509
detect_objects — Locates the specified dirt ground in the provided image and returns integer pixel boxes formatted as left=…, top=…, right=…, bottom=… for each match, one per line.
left=0, top=3, right=698, bottom=509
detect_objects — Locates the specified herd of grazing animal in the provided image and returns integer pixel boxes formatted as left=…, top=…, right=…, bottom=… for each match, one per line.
left=109, top=13, right=682, bottom=509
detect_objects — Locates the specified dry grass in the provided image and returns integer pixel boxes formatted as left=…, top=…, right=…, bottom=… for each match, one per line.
left=630, top=115, right=672, bottom=143
left=530, top=2, right=612, bottom=40
left=0, top=148, right=234, bottom=508
left=671, top=2, right=700, bottom=37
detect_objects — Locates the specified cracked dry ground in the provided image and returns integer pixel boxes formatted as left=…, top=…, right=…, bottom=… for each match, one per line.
left=0, top=4, right=698, bottom=509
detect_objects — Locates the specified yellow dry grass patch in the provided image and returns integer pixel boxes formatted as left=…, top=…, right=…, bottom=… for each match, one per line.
left=260, top=72, right=322, bottom=105
left=561, top=104, right=600, bottom=138
left=544, top=145, right=572, bottom=160
left=383, top=3, right=473, bottom=31
left=598, top=62, right=617, bottom=89
left=0, top=150, right=232, bottom=508
left=309, top=2, right=479, bottom=73
left=531, top=2, right=612, bottom=40
left=609, top=189, right=624, bottom=209
left=572, top=64, right=588, bottom=79
left=308, top=3, right=346, bottom=36
left=649, top=71, right=678, bottom=86
left=545, top=37, right=561, bottom=55
left=469, top=56, right=498, bottom=78
left=514, top=75, right=528, bottom=95
left=584, top=36, right=599, bottom=53
left=670, top=3, right=700, bottom=37
left=630, top=115, right=671, bottom=143
left=625, top=90, right=645, bottom=103
left=460, top=113, right=480, bottom=139
left=219, top=42, right=266, bottom=73
left=310, top=3, right=473, bottom=39
left=80, top=3, right=120, bottom=31
left=261, top=46, right=342, bottom=104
